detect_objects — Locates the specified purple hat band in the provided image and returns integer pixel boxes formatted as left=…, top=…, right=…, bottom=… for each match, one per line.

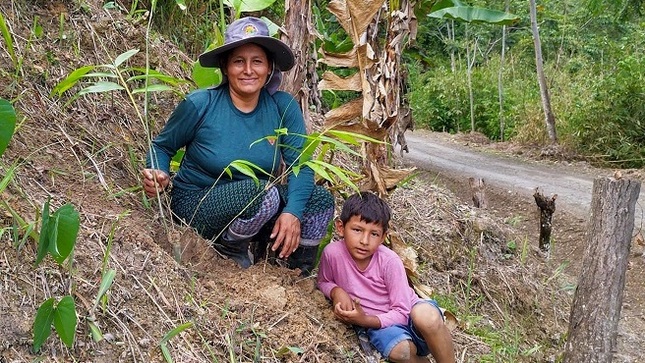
left=198, top=17, right=295, bottom=72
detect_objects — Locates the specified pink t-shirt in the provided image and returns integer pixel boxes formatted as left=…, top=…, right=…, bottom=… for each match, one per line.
left=317, top=240, right=420, bottom=327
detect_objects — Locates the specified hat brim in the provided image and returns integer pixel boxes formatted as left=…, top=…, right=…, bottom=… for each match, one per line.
left=198, top=36, right=295, bottom=71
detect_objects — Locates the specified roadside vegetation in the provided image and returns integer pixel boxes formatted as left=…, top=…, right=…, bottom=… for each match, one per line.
left=407, top=0, right=645, bottom=167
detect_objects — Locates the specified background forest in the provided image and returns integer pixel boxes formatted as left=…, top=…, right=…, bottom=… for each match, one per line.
left=407, top=0, right=645, bottom=167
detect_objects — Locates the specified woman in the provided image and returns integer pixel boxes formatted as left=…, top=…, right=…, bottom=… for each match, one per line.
left=142, top=17, right=335, bottom=275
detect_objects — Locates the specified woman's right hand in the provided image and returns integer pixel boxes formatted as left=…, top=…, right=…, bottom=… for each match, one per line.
left=142, top=169, right=170, bottom=197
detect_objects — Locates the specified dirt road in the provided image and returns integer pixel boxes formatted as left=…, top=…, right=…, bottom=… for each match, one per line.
left=401, top=130, right=645, bottom=363
left=403, top=131, right=645, bottom=220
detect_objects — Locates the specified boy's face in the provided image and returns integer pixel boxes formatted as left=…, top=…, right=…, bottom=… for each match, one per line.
left=336, top=215, right=386, bottom=268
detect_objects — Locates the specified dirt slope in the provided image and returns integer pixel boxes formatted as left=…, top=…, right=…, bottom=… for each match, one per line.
left=1, top=1, right=580, bottom=362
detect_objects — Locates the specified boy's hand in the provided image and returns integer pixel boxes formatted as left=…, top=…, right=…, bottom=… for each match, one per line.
left=330, top=287, right=353, bottom=311
left=334, top=298, right=361, bottom=323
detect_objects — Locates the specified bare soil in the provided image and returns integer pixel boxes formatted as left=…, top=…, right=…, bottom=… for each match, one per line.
left=0, top=1, right=638, bottom=362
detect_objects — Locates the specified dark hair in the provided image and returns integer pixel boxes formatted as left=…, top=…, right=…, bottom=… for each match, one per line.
left=339, top=192, right=391, bottom=231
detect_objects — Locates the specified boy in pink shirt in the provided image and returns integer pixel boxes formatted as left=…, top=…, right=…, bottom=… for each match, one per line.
left=317, top=192, right=455, bottom=363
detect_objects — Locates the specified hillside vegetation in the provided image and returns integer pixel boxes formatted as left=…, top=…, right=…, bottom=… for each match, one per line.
left=0, top=0, right=591, bottom=362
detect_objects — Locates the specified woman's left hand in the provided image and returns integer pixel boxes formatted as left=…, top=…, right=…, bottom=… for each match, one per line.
left=270, top=213, right=301, bottom=258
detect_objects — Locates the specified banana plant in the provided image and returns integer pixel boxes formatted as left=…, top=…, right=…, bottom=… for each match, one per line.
left=427, top=0, right=520, bottom=25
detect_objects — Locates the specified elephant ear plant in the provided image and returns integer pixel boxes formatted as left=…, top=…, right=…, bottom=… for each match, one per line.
left=0, top=98, right=81, bottom=352
left=32, top=198, right=81, bottom=352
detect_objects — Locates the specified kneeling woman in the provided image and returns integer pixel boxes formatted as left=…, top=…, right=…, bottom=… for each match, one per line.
left=142, top=17, right=334, bottom=275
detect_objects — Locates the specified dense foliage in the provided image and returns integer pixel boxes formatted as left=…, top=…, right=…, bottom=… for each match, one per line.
left=408, top=0, right=645, bottom=167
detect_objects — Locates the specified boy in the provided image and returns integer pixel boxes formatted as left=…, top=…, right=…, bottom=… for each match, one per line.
left=317, top=192, right=456, bottom=363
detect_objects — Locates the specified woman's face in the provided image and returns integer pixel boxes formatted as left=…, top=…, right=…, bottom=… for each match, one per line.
left=225, top=43, right=271, bottom=99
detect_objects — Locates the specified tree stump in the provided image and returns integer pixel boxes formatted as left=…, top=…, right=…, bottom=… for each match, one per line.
left=468, top=177, right=488, bottom=208
left=533, top=188, right=557, bottom=254
left=562, top=177, right=641, bottom=363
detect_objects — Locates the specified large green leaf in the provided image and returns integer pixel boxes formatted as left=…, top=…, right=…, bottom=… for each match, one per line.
left=47, top=204, right=80, bottom=264
left=52, top=296, right=77, bottom=348
left=0, top=98, right=15, bottom=158
left=33, top=298, right=55, bottom=352
left=223, top=0, right=276, bottom=12
left=192, top=61, right=222, bottom=89
left=429, top=6, right=520, bottom=25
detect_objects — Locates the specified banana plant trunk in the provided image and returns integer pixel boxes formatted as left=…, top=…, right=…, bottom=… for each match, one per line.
left=281, top=0, right=320, bottom=130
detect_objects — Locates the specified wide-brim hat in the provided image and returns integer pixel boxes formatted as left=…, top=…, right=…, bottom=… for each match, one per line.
left=199, top=17, right=295, bottom=71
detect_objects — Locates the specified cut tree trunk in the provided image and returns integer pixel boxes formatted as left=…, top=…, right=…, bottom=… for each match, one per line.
left=563, top=177, right=640, bottom=363
left=468, top=177, right=488, bottom=208
left=533, top=188, right=556, bottom=253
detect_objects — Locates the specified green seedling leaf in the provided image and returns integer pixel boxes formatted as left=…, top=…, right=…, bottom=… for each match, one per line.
left=87, top=320, right=103, bottom=342
left=0, top=162, right=16, bottom=193
left=160, top=343, right=172, bottom=363
left=50, top=65, right=95, bottom=97
left=228, top=160, right=271, bottom=184
left=78, top=81, right=125, bottom=96
left=161, top=321, right=193, bottom=343
left=304, top=160, right=333, bottom=183
left=170, top=149, right=185, bottom=173
left=132, top=84, right=176, bottom=94
left=47, top=204, right=80, bottom=264
left=82, top=72, right=118, bottom=79
left=327, top=129, right=385, bottom=145
left=92, top=269, right=116, bottom=312
left=175, top=0, right=187, bottom=11
left=0, top=98, right=16, bottom=157
left=36, top=198, right=52, bottom=265
left=52, top=295, right=77, bottom=348
left=126, top=69, right=187, bottom=86
left=33, top=298, right=55, bottom=352
left=114, top=49, right=139, bottom=67
left=0, top=12, right=17, bottom=67
left=311, top=160, right=360, bottom=193
left=160, top=321, right=193, bottom=363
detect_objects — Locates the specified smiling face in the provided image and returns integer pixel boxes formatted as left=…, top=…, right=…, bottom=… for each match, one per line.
left=225, top=43, right=271, bottom=100
left=336, top=215, right=387, bottom=270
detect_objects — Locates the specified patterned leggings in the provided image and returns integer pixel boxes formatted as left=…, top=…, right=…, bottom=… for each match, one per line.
left=170, top=179, right=335, bottom=244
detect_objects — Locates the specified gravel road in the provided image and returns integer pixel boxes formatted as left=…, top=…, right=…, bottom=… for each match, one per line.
left=403, top=131, right=645, bottom=229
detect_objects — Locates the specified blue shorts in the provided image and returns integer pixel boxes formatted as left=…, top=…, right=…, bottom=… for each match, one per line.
left=364, top=300, right=444, bottom=358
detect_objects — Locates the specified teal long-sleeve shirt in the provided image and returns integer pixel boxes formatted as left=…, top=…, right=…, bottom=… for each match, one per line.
left=146, top=87, right=314, bottom=220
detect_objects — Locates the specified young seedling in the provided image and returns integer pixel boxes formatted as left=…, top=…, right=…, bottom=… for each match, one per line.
left=32, top=199, right=81, bottom=352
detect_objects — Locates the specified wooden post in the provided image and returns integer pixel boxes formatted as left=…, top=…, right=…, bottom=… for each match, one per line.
left=533, top=188, right=557, bottom=253
left=562, top=177, right=641, bottom=363
left=468, top=177, right=488, bottom=208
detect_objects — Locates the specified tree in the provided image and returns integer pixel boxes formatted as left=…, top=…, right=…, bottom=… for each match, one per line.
left=529, top=0, right=558, bottom=143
